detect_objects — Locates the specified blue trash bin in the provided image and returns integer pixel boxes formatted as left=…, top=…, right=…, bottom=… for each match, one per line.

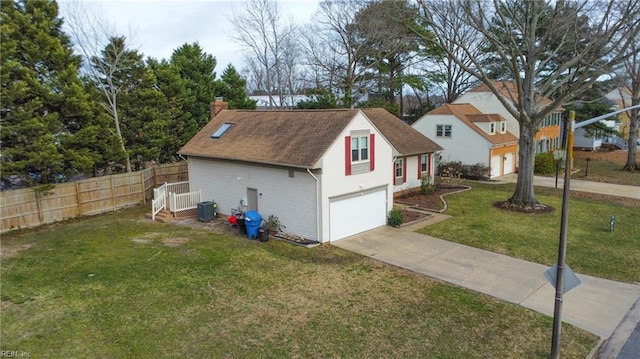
left=244, top=210, right=263, bottom=239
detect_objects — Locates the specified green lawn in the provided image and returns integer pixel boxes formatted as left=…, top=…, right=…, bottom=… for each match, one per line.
left=571, top=157, right=640, bottom=186
left=419, top=182, right=640, bottom=283
left=1, top=206, right=597, bottom=358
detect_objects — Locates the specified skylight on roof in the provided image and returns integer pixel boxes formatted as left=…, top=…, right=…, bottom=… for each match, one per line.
left=211, top=123, right=232, bottom=139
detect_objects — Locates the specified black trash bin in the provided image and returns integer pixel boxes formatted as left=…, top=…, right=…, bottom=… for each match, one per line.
left=237, top=216, right=246, bottom=235
left=258, top=227, right=269, bottom=242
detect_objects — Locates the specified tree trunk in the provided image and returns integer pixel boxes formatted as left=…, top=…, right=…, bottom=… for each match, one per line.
left=624, top=109, right=638, bottom=171
left=507, top=121, right=541, bottom=209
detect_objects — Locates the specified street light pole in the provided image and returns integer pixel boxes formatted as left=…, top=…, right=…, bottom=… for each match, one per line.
left=549, top=104, right=640, bottom=358
left=550, top=111, right=574, bottom=359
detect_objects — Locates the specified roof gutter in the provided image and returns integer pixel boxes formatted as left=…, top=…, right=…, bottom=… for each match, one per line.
left=307, top=169, right=321, bottom=242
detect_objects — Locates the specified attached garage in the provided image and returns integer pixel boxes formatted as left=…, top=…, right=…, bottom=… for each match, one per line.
left=503, top=153, right=514, bottom=175
left=491, top=155, right=502, bottom=178
left=329, top=188, right=388, bottom=241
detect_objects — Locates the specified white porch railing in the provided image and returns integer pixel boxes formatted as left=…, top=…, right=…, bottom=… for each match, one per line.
left=166, top=181, right=190, bottom=196
left=151, top=183, right=168, bottom=220
left=602, top=135, right=628, bottom=149
left=169, top=189, right=202, bottom=216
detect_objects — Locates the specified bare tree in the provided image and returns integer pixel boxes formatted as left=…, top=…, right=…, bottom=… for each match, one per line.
left=416, top=0, right=640, bottom=210
left=300, top=0, right=369, bottom=107
left=62, top=1, right=135, bottom=172
left=424, top=0, right=481, bottom=103
left=617, top=34, right=640, bottom=170
left=231, top=0, right=300, bottom=108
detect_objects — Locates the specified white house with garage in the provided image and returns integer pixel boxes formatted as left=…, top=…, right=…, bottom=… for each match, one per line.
left=412, top=103, right=518, bottom=178
left=178, top=104, right=441, bottom=243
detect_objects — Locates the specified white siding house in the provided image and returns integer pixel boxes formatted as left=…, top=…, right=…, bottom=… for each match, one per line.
left=413, top=104, right=519, bottom=178
left=179, top=107, right=440, bottom=243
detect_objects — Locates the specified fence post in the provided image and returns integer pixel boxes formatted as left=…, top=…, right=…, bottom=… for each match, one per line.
left=141, top=171, right=146, bottom=204
left=76, top=181, right=83, bottom=216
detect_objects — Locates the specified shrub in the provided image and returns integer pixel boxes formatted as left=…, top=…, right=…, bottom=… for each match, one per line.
left=421, top=176, right=436, bottom=195
left=438, top=161, right=490, bottom=181
left=387, top=208, right=404, bottom=228
left=263, top=215, right=285, bottom=233
left=535, top=153, right=556, bottom=174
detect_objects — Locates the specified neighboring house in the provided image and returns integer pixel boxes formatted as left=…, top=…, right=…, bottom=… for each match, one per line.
left=413, top=103, right=519, bottom=178
left=573, top=120, right=620, bottom=151
left=178, top=105, right=440, bottom=243
left=605, top=87, right=638, bottom=140
left=454, top=81, right=562, bottom=154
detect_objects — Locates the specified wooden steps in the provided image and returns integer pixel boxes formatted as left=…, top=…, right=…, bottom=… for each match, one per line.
left=145, top=209, right=174, bottom=223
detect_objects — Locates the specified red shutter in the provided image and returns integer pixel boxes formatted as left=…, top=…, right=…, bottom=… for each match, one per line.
left=417, top=155, right=422, bottom=179
left=369, top=134, right=375, bottom=171
left=345, top=136, right=351, bottom=176
left=403, top=157, right=407, bottom=183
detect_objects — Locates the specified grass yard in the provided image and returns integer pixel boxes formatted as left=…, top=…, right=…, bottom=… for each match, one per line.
left=1, top=206, right=597, bottom=358
left=571, top=149, right=640, bottom=186
left=418, top=182, right=640, bottom=283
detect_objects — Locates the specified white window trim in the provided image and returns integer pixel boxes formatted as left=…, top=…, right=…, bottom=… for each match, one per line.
left=490, top=123, right=495, bottom=134
left=394, top=159, right=403, bottom=178
left=436, top=124, right=452, bottom=138
left=420, top=154, right=428, bottom=173
left=351, top=135, right=369, bottom=164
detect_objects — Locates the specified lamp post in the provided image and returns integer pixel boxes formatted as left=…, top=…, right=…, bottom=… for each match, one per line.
left=550, top=104, right=640, bottom=358
left=585, top=158, right=591, bottom=177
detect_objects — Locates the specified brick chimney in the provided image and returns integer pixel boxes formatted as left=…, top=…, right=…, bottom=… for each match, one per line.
left=210, top=97, right=229, bottom=119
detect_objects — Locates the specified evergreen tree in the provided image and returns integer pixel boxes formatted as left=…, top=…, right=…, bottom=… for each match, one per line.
left=148, top=58, right=197, bottom=162
left=1, top=0, right=93, bottom=187
left=216, top=64, right=257, bottom=110
left=170, top=43, right=218, bottom=128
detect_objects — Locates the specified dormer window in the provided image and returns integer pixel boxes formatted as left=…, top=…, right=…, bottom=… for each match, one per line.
left=500, top=121, right=506, bottom=133
left=490, top=123, right=495, bottom=134
left=211, top=123, right=232, bottom=138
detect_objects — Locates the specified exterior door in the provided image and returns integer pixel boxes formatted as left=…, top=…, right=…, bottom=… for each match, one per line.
left=247, top=188, right=258, bottom=211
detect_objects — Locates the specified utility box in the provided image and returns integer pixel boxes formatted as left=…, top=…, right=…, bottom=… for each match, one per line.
left=197, top=201, right=217, bottom=222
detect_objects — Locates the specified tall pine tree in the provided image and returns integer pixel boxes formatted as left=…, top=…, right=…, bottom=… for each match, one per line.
left=1, top=0, right=93, bottom=187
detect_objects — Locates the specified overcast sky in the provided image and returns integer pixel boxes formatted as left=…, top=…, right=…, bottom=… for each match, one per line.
left=59, top=0, right=320, bottom=73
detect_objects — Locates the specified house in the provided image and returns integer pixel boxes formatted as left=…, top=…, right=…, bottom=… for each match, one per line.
left=605, top=87, right=638, bottom=140
left=573, top=120, right=620, bottom=151
left=361, top=108, right=443, bottom=195
left=178, top=103, right=441, bottom=243
left=412, top=103, right=519, bottom=178
left=454, top=81, right=562, bottom=154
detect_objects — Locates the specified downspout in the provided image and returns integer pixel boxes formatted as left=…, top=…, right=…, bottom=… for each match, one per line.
left=307, top=169, right=321, bottom=242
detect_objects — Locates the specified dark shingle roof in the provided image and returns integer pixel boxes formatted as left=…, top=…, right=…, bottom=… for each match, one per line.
left=362, top=108, right=443, bottom=156
left=179, top=109, right=360, bottom=168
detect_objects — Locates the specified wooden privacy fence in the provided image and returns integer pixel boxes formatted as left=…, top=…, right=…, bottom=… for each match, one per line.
left=1, top=162, right=188, bottom=233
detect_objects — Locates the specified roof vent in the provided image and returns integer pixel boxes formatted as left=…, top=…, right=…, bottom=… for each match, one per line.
left=211, top=123, right=232, bottom=139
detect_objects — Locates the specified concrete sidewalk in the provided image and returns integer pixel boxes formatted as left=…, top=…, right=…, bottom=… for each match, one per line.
left=496, top=174, right=640, bottom=200
left=333, top=223, right=640, bottom=339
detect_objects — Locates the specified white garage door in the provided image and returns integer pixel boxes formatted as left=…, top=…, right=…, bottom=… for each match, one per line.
left=503, top=153, right=514, bottom=175
left=491, top=155, right=502, bottom=178
left=329, top=189, right=387, bottom=241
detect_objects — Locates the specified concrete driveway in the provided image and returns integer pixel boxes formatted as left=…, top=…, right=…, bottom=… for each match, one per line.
left=333, top=219, right=640, bottom=339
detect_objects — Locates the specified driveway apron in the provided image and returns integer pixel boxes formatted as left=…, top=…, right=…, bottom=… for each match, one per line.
left=333, top=225, right=640, bottom=339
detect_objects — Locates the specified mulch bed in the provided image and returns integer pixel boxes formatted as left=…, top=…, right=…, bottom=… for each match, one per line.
left=396, top=184, right=470, bottom=212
